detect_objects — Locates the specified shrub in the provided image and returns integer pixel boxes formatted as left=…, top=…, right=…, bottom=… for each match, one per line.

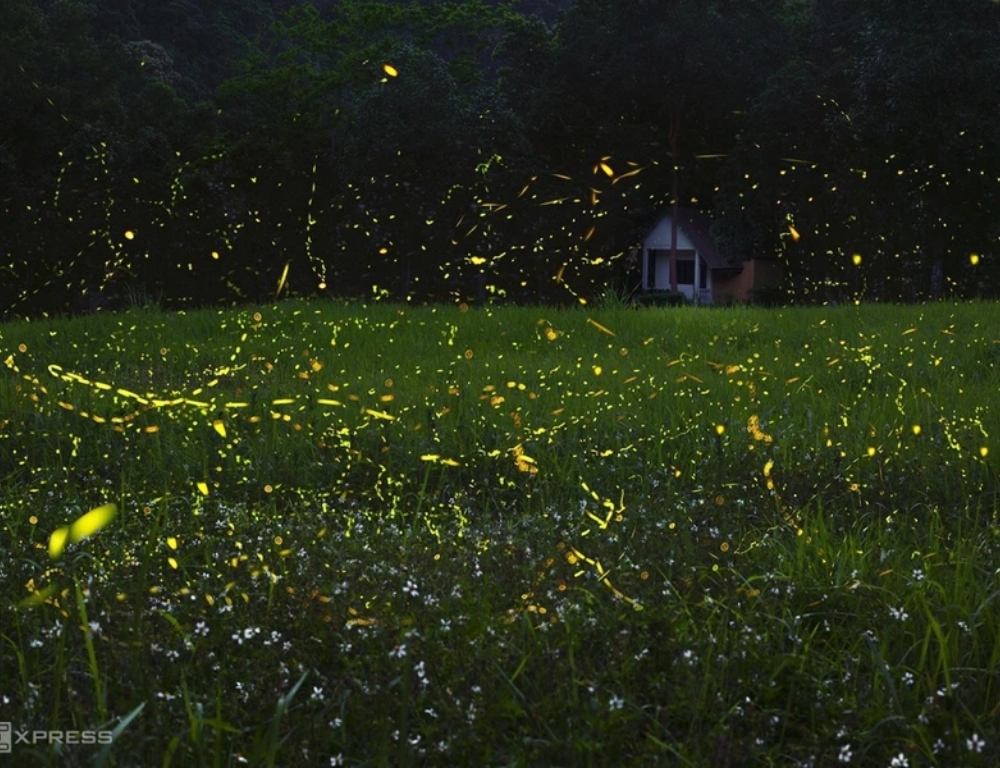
left=748, top=284, right=786, bottom=307
left=634, top=290, right=687, bottom=307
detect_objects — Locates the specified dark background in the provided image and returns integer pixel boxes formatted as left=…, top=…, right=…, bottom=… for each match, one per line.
left=2, top=0, right=999, bottom=319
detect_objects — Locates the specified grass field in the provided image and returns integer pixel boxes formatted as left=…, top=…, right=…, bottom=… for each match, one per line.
left=1, top=298, right=999, bottom=766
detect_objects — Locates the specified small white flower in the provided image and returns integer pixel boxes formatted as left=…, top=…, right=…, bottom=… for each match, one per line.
left=609, top=694, right=624, bottom=711
left=389, top=644, right=407, bottom=659
left=889, top=753, right=908, bottom=767
left=967, top=733, right=986, bottom=753
left=889, top=606, right=909, bottom=621
left=838, top=743, right=852, bottom=763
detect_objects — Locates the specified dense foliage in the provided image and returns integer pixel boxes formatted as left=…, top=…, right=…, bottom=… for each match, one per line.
left=2, top=0, right=999, bottom=318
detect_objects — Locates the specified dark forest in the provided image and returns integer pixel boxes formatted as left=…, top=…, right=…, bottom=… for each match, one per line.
left=2, top=0, right=999, bottom=318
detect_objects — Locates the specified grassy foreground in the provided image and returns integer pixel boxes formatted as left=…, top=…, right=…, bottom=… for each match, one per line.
left=1, top=298, right=999, bottom=767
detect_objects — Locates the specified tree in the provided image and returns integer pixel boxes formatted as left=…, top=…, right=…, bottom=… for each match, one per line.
left=214, top=1, right=535, bottom=303
left=496, top=0, right=792, bottom=294
left=847, top=0, right=1000, bottom=298
left=710, top=0, right=1000, bottom=303
left=0, top=0, right=221, bottom=317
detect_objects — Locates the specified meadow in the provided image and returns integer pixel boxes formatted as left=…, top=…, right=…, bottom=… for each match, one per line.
left=1, top=297, right=998, bottom=767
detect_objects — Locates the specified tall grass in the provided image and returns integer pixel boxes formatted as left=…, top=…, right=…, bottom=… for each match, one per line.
left=1, top=298, right=998, bottom=766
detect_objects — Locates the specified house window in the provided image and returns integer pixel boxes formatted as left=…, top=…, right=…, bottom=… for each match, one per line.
left=699, top=257, right=708, bottom=289
left=646, top=250, right=656, bottom=288
left=676, top=259, right=694, bottom=285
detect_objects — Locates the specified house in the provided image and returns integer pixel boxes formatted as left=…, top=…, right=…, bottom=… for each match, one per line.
left=639, top=208, right=784, bottom=304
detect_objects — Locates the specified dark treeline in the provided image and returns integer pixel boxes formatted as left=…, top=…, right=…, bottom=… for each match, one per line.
left=2, top=0, right=999, bottom=319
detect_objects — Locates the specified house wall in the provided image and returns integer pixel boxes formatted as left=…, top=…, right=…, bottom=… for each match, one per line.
left=642, top=216, right=713, bottom=301
left=712, top=259, right=784, bottom=303
left=647, top=248, right=697, bottom=291
left=644, top=216, right=695, bottom=291
left=640, top=213, right=785, bottom=304
left=648, top=250, right=672, bottom=289
left=644, top=216, right=696, bottom=251
left=712, top=273, right=747, bottom=303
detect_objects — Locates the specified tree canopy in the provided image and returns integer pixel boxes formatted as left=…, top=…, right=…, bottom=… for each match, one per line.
left=2, top=0, right=999, bottom=319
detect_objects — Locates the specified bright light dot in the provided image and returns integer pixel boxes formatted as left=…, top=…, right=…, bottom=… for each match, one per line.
left=124, top=230, right=135, bottom=240
left=383, top=64, right=398, bottom=77
left=981, top=446, right=989, bottom=458
left=970, top=253, right=980, bottom=266
left=715, top=424, right=725, bottom=435
left=852, top=253, right=862, bottom=266
left=912, top=425, right=921, bottom=435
